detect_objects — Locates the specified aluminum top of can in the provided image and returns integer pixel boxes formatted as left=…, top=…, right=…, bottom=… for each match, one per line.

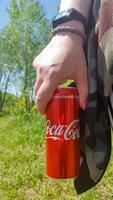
left=53, top=87, right=79, bottom=98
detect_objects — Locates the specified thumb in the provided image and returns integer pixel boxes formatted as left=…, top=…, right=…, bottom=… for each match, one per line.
left=77, top=74, right=88, bottom=110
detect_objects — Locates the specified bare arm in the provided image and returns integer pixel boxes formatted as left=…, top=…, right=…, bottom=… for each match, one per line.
left=33, top=0, right=93, bottom=115
left=60, top=0, right=92, bottom=18
left=58, top=0, right=93, bottom=34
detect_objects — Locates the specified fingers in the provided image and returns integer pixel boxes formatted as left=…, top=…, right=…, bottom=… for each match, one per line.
left=33, top=46, right=89, bottom=113
left=35, top=69, right=61, bottom=115
left=76, top=69, right=88, bottom=110
left=34, top=77, right=43, bottom=96
left=77, top=78, right=88, bottom=110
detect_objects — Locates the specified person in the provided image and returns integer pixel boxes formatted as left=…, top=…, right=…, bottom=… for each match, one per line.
left=33, top=0, right=113, bottom=194
left=33, top=0, right=92, bottom=115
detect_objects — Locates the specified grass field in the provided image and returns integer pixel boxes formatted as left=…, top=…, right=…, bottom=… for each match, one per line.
left=0, top=112, right=113, bottom=200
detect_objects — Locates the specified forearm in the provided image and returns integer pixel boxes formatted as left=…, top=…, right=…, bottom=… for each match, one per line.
left=59, top=0, right=93, bottom=19
left=58, top=0, right=93, bottom=34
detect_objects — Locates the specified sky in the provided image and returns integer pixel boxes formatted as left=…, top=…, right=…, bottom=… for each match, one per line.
left=0, top=0, right=60, bottom=28
left=0, top=0, right=60, bottom=95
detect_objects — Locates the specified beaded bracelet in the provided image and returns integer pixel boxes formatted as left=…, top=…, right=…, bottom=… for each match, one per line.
left=52, top=26, right=86, bottom=42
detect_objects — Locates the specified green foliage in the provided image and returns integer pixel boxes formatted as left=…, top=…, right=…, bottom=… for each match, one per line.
left=7, top=0, right=51, bottom=105
left=0, top=1, right=112, bottom=199
left=0, top=95, right=113, bottom=200
left=0, top=0, right=51, bottom=111
left=0, top=112, right=113, bottom=200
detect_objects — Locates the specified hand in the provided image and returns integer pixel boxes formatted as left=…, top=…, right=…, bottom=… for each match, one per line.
left=33, top=32, right=88, bottom=115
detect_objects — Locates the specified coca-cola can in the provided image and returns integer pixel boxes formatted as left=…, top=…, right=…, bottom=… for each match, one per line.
left=46, top=87, right=80, bottom=179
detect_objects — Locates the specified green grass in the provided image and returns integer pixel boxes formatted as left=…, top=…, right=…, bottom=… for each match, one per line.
left=0, top=112, right=113, bottom=200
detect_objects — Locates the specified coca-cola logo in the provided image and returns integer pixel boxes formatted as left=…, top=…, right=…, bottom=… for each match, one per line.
left=46, top=120, right=80, bottom=141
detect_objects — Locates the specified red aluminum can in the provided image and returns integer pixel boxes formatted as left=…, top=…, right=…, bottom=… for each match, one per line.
left=46, top=87, right=80, bottom=179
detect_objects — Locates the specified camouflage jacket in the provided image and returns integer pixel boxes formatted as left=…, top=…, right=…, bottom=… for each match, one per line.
left=74, top=0, right=113, bottom=194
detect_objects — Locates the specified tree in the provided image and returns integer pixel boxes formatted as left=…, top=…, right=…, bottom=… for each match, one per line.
left=0, top=33, right=14, bottom=111
left=0, top=0, right=51, bottom=112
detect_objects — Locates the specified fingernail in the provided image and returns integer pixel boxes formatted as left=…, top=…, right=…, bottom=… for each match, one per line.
left=81, top=98, right=88, bottom=111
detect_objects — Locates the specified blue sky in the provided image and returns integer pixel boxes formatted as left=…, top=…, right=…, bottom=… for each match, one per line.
left=0, top=0, right=60, bottom=28
left=0, top=0, right=60, bottom=95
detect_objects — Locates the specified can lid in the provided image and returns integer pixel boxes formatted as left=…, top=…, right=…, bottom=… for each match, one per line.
left=53, top=87, right=79, bottom=98
left=60, top=80, right=73, bottom=87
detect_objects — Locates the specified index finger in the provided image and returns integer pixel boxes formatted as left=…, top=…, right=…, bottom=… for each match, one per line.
left=36, top=72, right=62, bottom=115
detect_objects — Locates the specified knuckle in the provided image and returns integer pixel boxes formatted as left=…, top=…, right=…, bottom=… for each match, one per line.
left=48, top=67, right=59, bottom=80
left=32, top=56, right=40, bottom=69
left=39, top=65, right=44, bottom=73
left=33, top=59, right=37, bottom=69
left=36, top=95, right=41, bottom=104
left=35, top=96, right=46, bottom=115
left=36, top=95, right=44, bottom=105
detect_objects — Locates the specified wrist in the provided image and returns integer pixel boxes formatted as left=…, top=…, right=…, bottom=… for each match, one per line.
left=52, top=31, right=84, bottom=46
left=58, top=20, right=85, bottom=33
left=52, top=21, right=86, bottom=44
